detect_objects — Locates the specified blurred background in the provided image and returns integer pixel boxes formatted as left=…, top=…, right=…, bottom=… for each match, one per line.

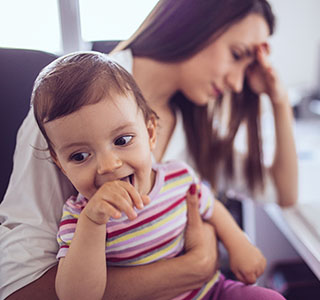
left=1, top=0, right=320, bottom=98
left=1, top=1, right=320, bottom=298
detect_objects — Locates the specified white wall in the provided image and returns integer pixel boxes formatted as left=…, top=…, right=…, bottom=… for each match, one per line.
left=268, top=0, right=320, bottom=91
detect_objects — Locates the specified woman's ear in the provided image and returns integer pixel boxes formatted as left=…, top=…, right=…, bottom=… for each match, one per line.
left=147, top=115, right=157, bottom=151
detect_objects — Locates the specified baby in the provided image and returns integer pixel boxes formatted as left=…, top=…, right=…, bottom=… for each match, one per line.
left=32, top=51, right=284, bottom=300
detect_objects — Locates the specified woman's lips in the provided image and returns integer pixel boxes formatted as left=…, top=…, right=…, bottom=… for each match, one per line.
left=212, top=84, right=222, bottom=98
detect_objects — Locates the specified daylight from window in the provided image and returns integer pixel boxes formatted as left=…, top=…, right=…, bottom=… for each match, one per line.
left=0, top=0, right=61, bottom=53
left=79, top=0, right=159, bottom=41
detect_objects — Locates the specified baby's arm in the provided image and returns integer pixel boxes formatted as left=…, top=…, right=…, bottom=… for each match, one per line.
left=55, top=181, right=148, bottom=300
left=207, top=200, right=266, bottom=284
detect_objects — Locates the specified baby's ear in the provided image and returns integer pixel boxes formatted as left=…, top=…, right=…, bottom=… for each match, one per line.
left=147, top=115, right=157, bottom=150
left=50, top=150, right=66, bottom=175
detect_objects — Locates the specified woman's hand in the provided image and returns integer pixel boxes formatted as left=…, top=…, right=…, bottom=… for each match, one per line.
left=246, top=43, right=288, bottom=105
left=247, top=44, right=298, bottom=207
left=183, top=184, right=218, bottom=281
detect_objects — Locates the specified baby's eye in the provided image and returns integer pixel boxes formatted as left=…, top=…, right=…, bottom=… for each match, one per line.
left=114, top=135, right=133, bottom=146
left=70, top=152, right=89, bottom=162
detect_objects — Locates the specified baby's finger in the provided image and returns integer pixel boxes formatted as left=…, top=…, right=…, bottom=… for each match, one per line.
left=85, top=200, right=122, bottom=224
left=99, top=185, right=138, bottom=220
left=109, top=193, right=138, bottom=220
left=141, top=195, right=151, bottom=206
left=123, top=182, right=146, bottom=210
left=102, top=202, right=122, bottom=219
left=241, top=271, right=257, bottom=285
left=234, top=270, right=246, bottom=284
left=256, top=260, right=266, bottom=277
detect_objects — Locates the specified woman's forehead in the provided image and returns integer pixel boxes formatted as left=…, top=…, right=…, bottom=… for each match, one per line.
left=222, top=14, right=270, bottom=45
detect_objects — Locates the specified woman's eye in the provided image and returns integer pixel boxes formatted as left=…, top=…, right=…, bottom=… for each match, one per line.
left=115, top=135, right=133, bottom=146
left=70, top=152, right=89, bottom=162
left=232, top=51, right=242, bottom=61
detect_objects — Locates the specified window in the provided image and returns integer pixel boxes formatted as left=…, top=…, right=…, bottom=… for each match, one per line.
left=0, top=0, right=62, bottom=54
left=79, top=0, right=159, bottom=41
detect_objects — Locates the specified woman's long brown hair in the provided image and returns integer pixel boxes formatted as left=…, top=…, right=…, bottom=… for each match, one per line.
left=113, top=0, right=275, bottom=192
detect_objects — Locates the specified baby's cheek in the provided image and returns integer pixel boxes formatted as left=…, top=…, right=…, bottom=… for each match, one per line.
left=70, top=174, right=96, bottom=199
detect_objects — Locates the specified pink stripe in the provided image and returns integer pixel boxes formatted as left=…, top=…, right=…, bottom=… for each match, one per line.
left=107, top=196, right=185, bottom=238
left=107, top=224, right=185, bottom=258
left=107, top=187, right=189, bottom=233
left=107, top=213, right=186, bottom=252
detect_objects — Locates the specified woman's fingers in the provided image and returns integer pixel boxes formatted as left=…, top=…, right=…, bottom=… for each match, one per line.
left=261, top=42, right=270, bottom=55
left=186, top=183, right=201, bottom=224
left=256, top=42, right=270, bottom=61
left=184, top=184, right=219, bottom=277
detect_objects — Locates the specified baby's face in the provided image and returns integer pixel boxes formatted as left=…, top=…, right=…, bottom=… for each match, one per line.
left=44, top=94, right=157, bottom=200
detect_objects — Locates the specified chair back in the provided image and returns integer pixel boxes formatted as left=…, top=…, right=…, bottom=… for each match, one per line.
left=0, top=48, right=58, bottom=201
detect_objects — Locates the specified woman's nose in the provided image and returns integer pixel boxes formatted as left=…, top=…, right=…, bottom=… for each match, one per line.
left=96, top=151, right=122, bottom=175
left=226, top=67, right=244, bottom=93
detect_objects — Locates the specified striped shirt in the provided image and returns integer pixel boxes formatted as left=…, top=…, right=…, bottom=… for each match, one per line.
left=57, top=160, right=220, bottom=299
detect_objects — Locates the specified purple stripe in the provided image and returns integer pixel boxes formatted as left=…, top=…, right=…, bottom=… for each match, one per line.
left=107, top=224, right=185, bottom=257
left=59, top=227, right=76, bottom=236
left=107, top=235, right=184, bottom=266
left=107, top=192, right=187, bottom=232
left=106, top=212, right=186, bottom=251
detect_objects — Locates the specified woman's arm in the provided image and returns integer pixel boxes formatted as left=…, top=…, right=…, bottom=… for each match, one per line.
left=103, top=188, right=218, bottom=300
left=247, top=44, right=298, bottom=207
left=269, top=92, right=298, bottom=207
left=6, top=266, right=59, bottom=300
left=7, top=191, right=218, bottom=300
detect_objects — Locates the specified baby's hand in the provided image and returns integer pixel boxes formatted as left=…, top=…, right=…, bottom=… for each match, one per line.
left=83, top=181, right=150, bottom=225
left=229, top=241, right=266, bottom=284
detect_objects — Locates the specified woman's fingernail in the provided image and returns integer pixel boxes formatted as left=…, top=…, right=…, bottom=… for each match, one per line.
left=189, top=184, right=196, bottom=195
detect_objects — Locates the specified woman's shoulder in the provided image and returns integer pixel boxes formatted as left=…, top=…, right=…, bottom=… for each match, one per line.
left=110, top=49, right=133, bottom=73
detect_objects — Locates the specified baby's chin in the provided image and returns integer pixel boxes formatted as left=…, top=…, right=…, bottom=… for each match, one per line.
left=78, top=189, right=96, bottom=201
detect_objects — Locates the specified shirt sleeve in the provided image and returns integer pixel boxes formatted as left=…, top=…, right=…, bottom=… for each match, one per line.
left=56, top=195, right=87, bottom=259
left=198, top=181, right=215, bottom=220
left=0, top=108, right=75, bottom=299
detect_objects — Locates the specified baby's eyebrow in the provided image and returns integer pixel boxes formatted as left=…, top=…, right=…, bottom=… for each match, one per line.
left=58, top=142, right=86, bottom=153
left=109, top=122, right=137, bottom=136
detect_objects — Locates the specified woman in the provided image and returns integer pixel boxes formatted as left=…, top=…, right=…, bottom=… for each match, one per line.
left=112, top=0, right=297, bottom=204
left=0, top=0, right=297, bottom=299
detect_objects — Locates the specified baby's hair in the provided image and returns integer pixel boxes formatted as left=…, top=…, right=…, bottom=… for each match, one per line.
left=32, top=51, right=155, bottom=155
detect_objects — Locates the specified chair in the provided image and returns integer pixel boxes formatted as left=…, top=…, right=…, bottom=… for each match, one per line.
left=0, top=48, right=58, bottom=202
left=91, top=40, right=120, bottom=54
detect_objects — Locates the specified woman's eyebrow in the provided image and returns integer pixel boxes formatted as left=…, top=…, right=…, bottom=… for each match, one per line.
left=244, top=47, right=255, bottom=58
left=237, top=42, right=255, bottom=58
